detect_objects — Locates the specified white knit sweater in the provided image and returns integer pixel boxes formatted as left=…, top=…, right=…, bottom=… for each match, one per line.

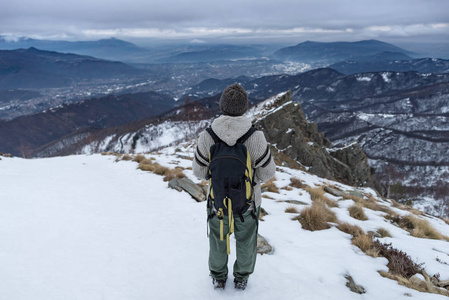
left=192, top=115, right=276, bottom=208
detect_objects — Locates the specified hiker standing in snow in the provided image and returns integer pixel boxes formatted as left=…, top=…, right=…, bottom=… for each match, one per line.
left=193, top=83, right=276, bottom=290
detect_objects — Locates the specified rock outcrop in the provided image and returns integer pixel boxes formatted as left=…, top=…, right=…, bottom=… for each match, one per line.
left=168, top=178, right=206, bottom=202
left=252, top=91, right=378, bottom=189
left=257, top=234, right=273, bottom=255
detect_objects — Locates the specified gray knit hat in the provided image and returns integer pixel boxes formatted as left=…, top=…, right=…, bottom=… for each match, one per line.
left=219, top=83, right=248, bottom=116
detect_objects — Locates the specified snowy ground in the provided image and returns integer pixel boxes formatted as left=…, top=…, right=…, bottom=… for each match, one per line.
left=1, top=152, right=449, bottom=300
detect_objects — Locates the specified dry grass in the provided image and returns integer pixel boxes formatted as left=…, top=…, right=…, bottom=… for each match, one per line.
left=336, top=222, right=379, bottom=257
left=387, top=213, right=445, bottom=240
left=132, top=154, right=146, bottom=163
left=306, top=186, right=338, bottom=208
left=259, top=207, right=268, bottom=221
left=137, top=159, right=185, bottom=181
left=348, top=204, right=368, bottom=221
left=390, top=199, right=424, bottom=216
left=376, top=227, right=392, bottom=238
left=293, top=203, right=337, bottom=231
left=353, top=233, right=380, bottom=257
left=101, top=151, right=121, bottom=156
left=343, top=193, right=384, bottom=211
left=379, top=271, right=449, bottom=297
left=121, top=154, right=133, bottom=161
left=343, top=193, right=364, bottom=203
left=261, top=178, right=279, bottom=193
left=198, top=180, right=208, bottom=188
left=444, top=219, right=449, bottom=225
left=2, top=153, right=12, bottom=158
left=281, top=186, right=293, bottom=191
left=285, top=206, right=299, bottom=213
left=408, top=216, right=445, bottom=240
left=289, top=177, right=306, bottom=189
left=337, top=222, right=364, bottom=238
left=163, top=167, right=186, bottom=182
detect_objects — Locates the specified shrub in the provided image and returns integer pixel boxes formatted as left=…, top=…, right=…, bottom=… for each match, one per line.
left=261, top=178, right=279, bottom=193
left=306, top=186, right=338, bottom=208
left=293, top=203, right=337, bottom=231
left=348, top=204, right=368, bottom=221
left=374, top=241, right=423, bottom=278
left=285, top=206, right=299, bottom=213
left=289, top=177, right=306, bottom=189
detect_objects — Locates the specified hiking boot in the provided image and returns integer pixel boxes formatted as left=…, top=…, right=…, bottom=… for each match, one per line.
left=234, top=279, right=247, bottom=290
left=212, top=278, right=226, bottom=290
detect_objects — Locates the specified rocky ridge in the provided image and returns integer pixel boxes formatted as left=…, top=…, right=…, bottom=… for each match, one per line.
left=248, top=91, right=378, bottom=190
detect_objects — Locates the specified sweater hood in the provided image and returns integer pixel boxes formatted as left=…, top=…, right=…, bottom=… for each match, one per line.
left=211, top=115, right=252, bottom=146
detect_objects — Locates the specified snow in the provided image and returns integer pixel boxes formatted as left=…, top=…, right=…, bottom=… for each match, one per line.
left=381, top=72, right=392, bottom=83
left=356, top=76, right=372, bottom=82
left=1, top=153, right=449, bottom=300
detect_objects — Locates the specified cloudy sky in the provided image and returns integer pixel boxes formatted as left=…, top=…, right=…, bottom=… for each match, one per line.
left=1, top=0, right=448, bottom=45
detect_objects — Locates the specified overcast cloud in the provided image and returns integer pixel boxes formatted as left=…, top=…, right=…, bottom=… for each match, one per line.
left=1, top=0, right=448, bottom=44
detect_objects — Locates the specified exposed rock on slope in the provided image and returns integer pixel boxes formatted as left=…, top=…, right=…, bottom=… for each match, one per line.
left=251, top=91, right=378, bottom=189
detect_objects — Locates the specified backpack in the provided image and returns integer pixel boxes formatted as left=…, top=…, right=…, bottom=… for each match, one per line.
left=206, top=126, right=257, bottom=254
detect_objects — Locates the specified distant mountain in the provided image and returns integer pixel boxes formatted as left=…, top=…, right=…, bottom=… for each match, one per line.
left=0, top=37, right=153, bottom=63
left=185, top=68, right=343, bottom=100
left=159, top=45, right=265, bottom=63
left=273, top=40, right=416, bottom=63
left=330, top=57, right=449, bottom=75
left=0, top=48, right=142, bottom=89
left=0, top=91, right=177, bottom=156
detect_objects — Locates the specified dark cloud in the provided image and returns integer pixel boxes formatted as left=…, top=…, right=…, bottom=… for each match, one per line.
left=1, top=0, right=448, bottom=43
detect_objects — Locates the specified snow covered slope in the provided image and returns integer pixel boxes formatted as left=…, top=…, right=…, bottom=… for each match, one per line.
left=1, top=148, right=448, bottom=299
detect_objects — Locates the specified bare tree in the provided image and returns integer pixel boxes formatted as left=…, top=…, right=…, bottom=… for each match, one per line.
left=434, top=180, right=449, bottom=218
left=376, top=163, right=404, bottom=199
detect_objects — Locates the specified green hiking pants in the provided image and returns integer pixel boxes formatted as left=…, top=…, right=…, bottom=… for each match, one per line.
left=208, top=207, right=260, bottom=282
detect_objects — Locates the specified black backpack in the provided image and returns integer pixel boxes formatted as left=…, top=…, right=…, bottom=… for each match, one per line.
left=206, top=126, right=257, bottom=254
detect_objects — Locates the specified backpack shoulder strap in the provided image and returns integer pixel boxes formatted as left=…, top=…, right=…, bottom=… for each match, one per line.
left=237, top=127, right=257, bottom=144
left=206, top=127, right=222, bottom=144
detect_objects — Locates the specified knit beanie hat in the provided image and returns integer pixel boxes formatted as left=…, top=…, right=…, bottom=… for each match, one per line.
left=219, top=83, right=248, bottom=116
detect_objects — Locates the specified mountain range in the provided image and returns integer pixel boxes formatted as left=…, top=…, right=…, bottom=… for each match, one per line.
left=0, top=48, right=142, bottom=89
left=0, top=37, right=429, bottom=65
left=0, top=37, right=152, bottom=63
left=273, top=40, right=417, bottom=63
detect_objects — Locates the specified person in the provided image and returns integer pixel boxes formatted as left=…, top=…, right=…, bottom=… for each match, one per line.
left=192, top=83, right=276, bottom=290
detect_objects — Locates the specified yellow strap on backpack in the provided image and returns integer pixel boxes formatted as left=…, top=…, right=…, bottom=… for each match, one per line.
left=217, top=208, right=224, bottom=240
left=224, top=197, right=234, bottom=255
